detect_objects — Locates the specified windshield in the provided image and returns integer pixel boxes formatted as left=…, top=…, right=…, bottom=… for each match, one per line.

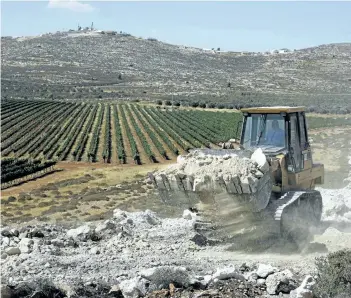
left=242, top=114, right=286, bottom=151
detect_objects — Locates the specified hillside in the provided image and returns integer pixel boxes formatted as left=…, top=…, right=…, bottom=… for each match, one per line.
left=1, top=31, right=351, bottom=112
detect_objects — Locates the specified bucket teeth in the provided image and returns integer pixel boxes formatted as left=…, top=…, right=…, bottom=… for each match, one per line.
left=239, top=176, right=251, bottom=194
left=223, top=175, right=238, bottom=194
left=231, top=175, right=243, bottom=194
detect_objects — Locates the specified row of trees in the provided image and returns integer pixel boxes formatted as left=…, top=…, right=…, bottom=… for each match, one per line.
left=2, top=100, right=245, bottom=165
left=1, top=158, right=57, bottom=184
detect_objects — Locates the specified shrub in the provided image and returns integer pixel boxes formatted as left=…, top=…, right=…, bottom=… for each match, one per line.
left=164, top=100, right=172, bottom=106
left=314, top=249, right=351, bottom=298
left=173, top=101, right=181, bottom=107
left=207, top=103, right=216, bottom=108
left=217, top=104, right=225, bottom=109
left=191, top=101, right=199, bottom=108
left=199, top=102, right=206, bottom=108
left=156, top=100, right=162, bottom=105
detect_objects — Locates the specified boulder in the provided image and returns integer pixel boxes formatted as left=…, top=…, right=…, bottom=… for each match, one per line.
left=251, top=148, right=269, bottom=173
left=28, top=229, right=45, bottom=238
left=257, top=279, right=266, bottom=286
left=266, top=269, right=297, bottom=295
left=244, top=272, right=258, bottom=283
left=2, top=236, right=10, bottom=247
left=119, top=277, right=149, bottom=298
left=289, top=275, right=315, bottom=298
left=19, top=238, right=34, bottom=253
left=67, top=225, right=93, bottom=241
left=1, top=229, right=13, bottom=237
left=95, top=220, right=116, bottom=234
left=1, top=253, right=8, bottom=260
left=256, top=263, right=276, bottom=278
left=5, top=246, right=21, bottom=256
left=212, top=267, right=245, bottom=281
left=141, top=266, right=196, bottom=289
left=51, top=239, right=65, bottom=247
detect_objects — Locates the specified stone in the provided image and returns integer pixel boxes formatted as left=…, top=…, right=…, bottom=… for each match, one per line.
left=289, top=275, right=315, bottom=298
left=257, top=279, right=266, bottom=285
left=266, top=269, right=297, bottom=295
left=119, top=276, right=149, bottom=298
left=29, top=229, right=45, bottom=238
left=256, top=263, right=276, bottom=278
left=190, top=234, right=208, bottom=246
left=95, top=220, right=116, bottom=234
left=1, top=253, right=8, bottom=260
left=2, top=237, right=10, bottom=247
left=19, top=238, right=34, bottom=253
left=109, top=285, right=121, bottom=295
left=11, top=229, right=19, bottom=237
left=67, top=225, right=92, bottom=241
left=1, top=230, right=12, bottom=237
left=244, top=272, right=258, bottom=283
left=51, top=239, right=65, bottom=247
left=212, top=267, right=245, bottom=281
left=5, top=247, right=21, bottom=256
left=141, top=266, right=196, bottom=289
left=251, top=148, right=269, bottom=173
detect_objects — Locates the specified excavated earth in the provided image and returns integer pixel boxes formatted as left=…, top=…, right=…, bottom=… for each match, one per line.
left=1, top=156, right=351, bottom=297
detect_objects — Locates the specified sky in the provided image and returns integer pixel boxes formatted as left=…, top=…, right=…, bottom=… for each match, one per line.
left=1, top=1, right=350, bottom=52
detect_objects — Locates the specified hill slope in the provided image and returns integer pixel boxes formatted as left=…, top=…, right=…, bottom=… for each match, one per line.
left=1, top=31, right=351, bottom=111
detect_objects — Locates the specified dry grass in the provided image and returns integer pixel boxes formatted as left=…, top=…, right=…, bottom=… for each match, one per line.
left=1, top=162, right=170, bottom=224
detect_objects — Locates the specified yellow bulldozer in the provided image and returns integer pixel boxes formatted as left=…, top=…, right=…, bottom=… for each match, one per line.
left=148, top=106, right=325, bottom=249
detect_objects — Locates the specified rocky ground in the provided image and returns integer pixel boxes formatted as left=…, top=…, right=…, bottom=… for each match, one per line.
left=1, top=153, right=350, bottom=298
left=1, top=174, right=351, bottom=297
left=2, top=31, right=351, bottom=112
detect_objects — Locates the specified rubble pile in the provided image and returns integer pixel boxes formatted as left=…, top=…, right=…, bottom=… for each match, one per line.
left=0, top=208, right=323, bottom=298
left=153, top=149, right=270, bottom=192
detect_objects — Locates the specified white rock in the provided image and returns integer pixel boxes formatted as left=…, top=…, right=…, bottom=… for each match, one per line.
left=2, top=237, right=10, bottom=247
left=119, top=276, right=148, bottom=298
left=212, top=267, right=245, bottom=281
left=51, top=239, right=65, bottom=247
left=257, top=278, right=266, bottom=285
left=67, top=225, right=91, bottom=240
left=289, top=275, right=315, bottom=298
left=266, top=269, right=297, bottom=295
left=19, top=238, right=34, bottom=253
left=5, top=247, right=21, bottom=256
left=244, top=271, right=258, bottom=283
left=256, top=263, right=276, bottom=278
left=251, top=148, right=269, bottom=173
left=141, top=266, right=195, bottom=289
left=95, top=220, right=116, bottom=234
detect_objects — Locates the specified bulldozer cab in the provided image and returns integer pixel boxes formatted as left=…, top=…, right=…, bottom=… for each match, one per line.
left=240, top=106, right=312, bottom=174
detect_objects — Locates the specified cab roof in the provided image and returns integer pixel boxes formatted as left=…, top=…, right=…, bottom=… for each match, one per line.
left=240, top=106, right=305, bottom=114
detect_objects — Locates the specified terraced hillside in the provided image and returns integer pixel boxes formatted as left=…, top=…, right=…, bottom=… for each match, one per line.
left=1, top=99, right=241, bottom=165
left=1, top=31, right=351, bottom=113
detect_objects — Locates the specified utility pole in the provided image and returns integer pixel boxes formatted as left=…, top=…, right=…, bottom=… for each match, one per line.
left=91, top=22, right=94, bottom=31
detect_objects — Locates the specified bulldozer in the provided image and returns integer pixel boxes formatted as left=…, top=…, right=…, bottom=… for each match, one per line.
left=148, top=106, right=325, bottom=250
